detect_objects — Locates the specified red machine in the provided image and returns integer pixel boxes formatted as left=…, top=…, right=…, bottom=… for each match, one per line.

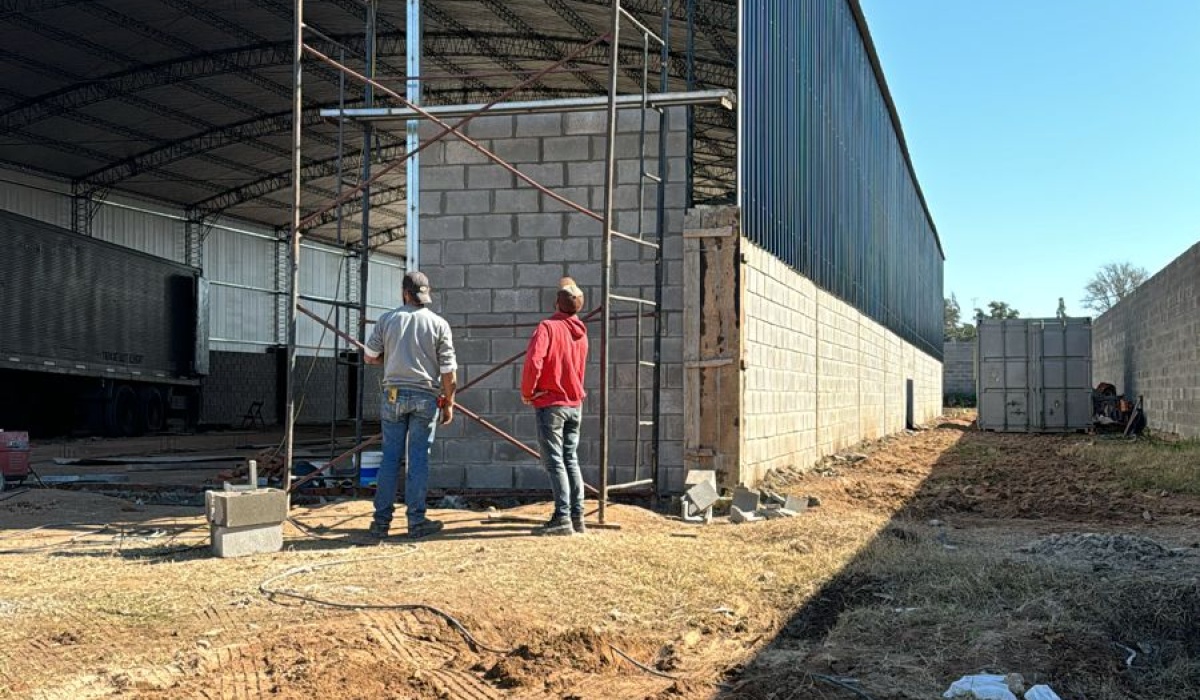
left=0, top=430, right=31, bottom=487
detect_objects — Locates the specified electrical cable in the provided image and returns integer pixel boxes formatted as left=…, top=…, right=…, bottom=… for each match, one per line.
left=609, top=644, right=679, bottom=680
left=258, top=551, right=515, bottom=654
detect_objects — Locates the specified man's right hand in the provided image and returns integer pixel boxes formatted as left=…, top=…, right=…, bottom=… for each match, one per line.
left=439, top=404, right=454, bottom=425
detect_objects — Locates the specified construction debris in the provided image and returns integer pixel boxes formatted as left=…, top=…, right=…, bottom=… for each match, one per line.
left=726, top=486, right=815, bottom=524
left=681, top=470, right=719, bottom=523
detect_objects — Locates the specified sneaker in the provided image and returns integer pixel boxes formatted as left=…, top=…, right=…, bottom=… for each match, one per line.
left=534, top=517, right=574, bottom=537
left=571, top=516, right=587, bottom=535
left=366, top=521, right=389, bottom=540
left=407, top=519, right=444, bottom=540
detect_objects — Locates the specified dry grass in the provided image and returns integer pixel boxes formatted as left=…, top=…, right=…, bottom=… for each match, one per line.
left=1064, top=436, right=1200, bottom=496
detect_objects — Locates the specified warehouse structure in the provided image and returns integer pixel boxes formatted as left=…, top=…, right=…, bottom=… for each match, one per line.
left=0, top=0, right=943, bottom=496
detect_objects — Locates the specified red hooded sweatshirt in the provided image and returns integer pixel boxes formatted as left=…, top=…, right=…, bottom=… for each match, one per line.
left=521, top=312, right=589, bottom=409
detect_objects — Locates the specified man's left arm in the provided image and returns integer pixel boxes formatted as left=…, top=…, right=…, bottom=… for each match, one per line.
left=364, top=316, right=385, bottom=365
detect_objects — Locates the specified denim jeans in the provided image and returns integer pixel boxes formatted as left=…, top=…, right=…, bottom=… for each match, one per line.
left=374, top=388, right=439, bottom=528
left=535, top=405, right=584, bottom=520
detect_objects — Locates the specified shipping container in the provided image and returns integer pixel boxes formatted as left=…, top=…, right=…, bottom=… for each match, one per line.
left=0, top=209, right=207, bottom=436
left=976, top=318, right=1093, bottom=432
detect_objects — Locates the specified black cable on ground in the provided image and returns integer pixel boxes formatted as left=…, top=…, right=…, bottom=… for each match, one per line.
left=609, top=644, right=680, bottom=680
left=258, top=551, right=516, bottom=654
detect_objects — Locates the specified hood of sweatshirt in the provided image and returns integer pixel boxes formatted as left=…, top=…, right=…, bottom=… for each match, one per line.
left=553, top=311, right=588, bottom=340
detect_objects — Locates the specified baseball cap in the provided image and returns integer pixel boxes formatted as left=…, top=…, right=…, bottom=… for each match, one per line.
left=403, top=270, right=433, bottom=305
left=556, top=276, right=584, bottom=314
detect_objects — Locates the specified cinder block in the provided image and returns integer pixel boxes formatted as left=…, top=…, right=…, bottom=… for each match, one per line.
left=493, top=138, right=542, bottom=164
left=515, top=163, right=565, bottom=188
left=205, top=489, right=288, bottom=528
left=564, top=110, right=608, bottom=135
left=465, top=465, right=514, bottom=489
left=444, top=438, right=492, bottom=464
left=493, top=289, right=539, bottom=313
left=444, top=191, right=491, bottom=215
left=421, top=215, right=465, bottom=241
left=467, top=265, right=514, bottom=288
left=494, top=189, right=540, bottom=214
left=732, top=487, right=760, bottom=513
left=543, top=136, right=591, bottom=162
left=210, top=522, right=283, bottom=558
left=543, top=237, right=591, bottom=262
left=443, top=240, right=489, bottom=265
left=491, top=239, right=539, bottom=263
left=567, top=161, right=606, bottom=187
left=540, top=188, right=592, bottom=215
left=444, top=140, right=491, bottom=165
left=729, top=506, right=762, bottom=524
left=515, top=112, right=563, bottom=137
left=421, top=165, right=466, bottom=190
left=428, top=464, right=465, bottom=489
left=466, top=115, right=514, bottom=139
left=515, top=213, right=565, bottom=238
left=467, top=214, right=515, bottom=239
left=513, top=464, right=551, bottom=489
left=468, top=164, right=515, bottom=189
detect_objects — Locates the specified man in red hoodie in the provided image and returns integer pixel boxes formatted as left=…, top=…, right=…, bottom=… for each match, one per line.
left=521, top=277, right=589, bottom=536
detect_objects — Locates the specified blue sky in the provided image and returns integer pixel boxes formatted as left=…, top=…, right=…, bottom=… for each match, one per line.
left=859, top=0, right=1200, bottom=319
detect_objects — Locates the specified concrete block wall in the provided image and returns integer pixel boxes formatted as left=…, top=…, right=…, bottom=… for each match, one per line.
left=1093, top=242, right=1200, bottom=438
left=942, top=340, right=976, bottom=398
left=417, top=107, right=689, bottom=491
left=740, top=240, right=943, bottom=485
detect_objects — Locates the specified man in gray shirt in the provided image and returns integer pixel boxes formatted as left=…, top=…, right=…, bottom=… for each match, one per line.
left=364, top=271, right=457, bottom=539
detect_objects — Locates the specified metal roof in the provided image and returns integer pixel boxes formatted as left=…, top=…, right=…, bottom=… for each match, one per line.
left=0, top=0, right=737, bottom=250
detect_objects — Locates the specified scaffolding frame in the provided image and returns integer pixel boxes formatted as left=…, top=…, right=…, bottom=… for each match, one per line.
left=283, top=0, right=714, bottom=523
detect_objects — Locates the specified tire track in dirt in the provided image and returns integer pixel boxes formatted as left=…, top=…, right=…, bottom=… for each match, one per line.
left=359, top=609, right=502, bottom=700
left=426, top=668, right=503, bottom=700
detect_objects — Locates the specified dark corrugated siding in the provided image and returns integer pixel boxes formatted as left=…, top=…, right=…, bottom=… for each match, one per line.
left=741, top=0, right=944, bottom=360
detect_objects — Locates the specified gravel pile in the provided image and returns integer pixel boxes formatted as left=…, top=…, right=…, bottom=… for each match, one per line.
left=1019, top=532, right=1184, bottom=568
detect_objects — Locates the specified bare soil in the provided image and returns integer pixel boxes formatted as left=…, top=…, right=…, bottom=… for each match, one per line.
left=3, top=417, right=1200, bottom=699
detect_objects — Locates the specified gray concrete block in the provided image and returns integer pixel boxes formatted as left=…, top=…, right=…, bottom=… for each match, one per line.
left=468, top=214, right=516, bottom=239
left=684, top=479, right=719, bottom=512
left=566, top=215, right=603, bottom=239
left=541, top=188, right=592, bottom=215
left=568, top=161, right=606, bottom=187
left=444, top=240, right=490, bottom=265
left=729, top=506, right=762, bottom=524
left=617, top=107, right=657, bottom=133
left=442, top=289, right=494, bottom=315
left=489, top=388, right=528, bottom=414
left=429, top=464, right=466, bottom=489
left=493, top=289, right=539, bottom=313
left=513, top=465, right=551, bottom=490
left=465, top=465, right=514, bottom=489
left=467, top=265, right=515, bottom=288
left=494, top=189, right=540, bottom=214
left=444, top=140, right=491, bottom=165
left=564, top=110, right=609, bottom=135
left=491, top=239, right=539, bottom=264
left=444, top=191, right=491, bottom=215
left=468, top=164, right=515, bottom=189
left=515, top=112, right=563, bottom=137
left=420, top=191, right=443, bottom=216
left=466, top=115, right=514, bottom=139
left=517, top=263, right=568, bottom=289
left=205, top=489, right=288, bottom=528
left=515, top=163, right=565, bottom=188
left=616, top=261, right=657, bottom=288
left=543, top=237, right=591, bottom=262
left=543, top=136, right=591, bottom=162
left=210, top=522, right=283, bottom=558
left=493, top=138, right=542, bottom=164
left=422, top=215, right=465, bottom=241
left=433, top=266, right=465, bottom=291
left=419, top=241, right=442, bottom=267
left=732, top=487, right=760, bottom=513
left=445, top=438, right=492, bottom=464
left=515, top=213, right=565, bottom=238
left=421, top=165, right=466, bottom=191
left=494, top=441, right=539, bottom=463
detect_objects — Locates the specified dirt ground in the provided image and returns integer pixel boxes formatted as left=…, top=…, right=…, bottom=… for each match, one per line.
left=3, top=416, right=1200, bottom=699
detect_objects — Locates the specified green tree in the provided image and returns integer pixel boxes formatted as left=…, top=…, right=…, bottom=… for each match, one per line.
left=1083, top=262, right=1148, bottom=313
left=944, top=294, right=978, bottom=341
left=974, top=301, right=1020, bottom=320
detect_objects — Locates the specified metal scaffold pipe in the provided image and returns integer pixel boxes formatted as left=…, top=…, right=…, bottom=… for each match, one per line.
left=283, top=0, right=303, bottom=495
left=599, top=0, right=623, bottom=525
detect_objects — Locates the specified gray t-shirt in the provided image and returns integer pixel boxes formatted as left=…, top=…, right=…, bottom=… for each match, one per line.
left=366, top=304, right=457, bottom=395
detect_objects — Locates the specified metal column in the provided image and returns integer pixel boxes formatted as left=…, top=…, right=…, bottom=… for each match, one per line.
left=283, top=0, right=304, bottom=493
left=405, top=0, right=421, bottom=271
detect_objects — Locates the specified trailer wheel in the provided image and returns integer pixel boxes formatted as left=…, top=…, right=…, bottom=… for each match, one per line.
left=106, top=384, right=139, bottom=437
left=140, top=387, right=166, bottom=433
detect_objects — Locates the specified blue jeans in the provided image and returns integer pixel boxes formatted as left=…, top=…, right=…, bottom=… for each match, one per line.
left=535, top=406, right=584, bottom=520
left=374, top=388, right=438, bottom=528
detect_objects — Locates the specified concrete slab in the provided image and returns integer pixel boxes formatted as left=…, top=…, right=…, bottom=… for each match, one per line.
left=732, top=487, right=760, bottom=513
left=684, top=469, right=717, bottom=487
left=783, top=495, right=808, bottom=513
left=205, top=489, right=287, bottom=529
left=684, top=480, right=719, bottom=512
left=729, top=506, right=762, bottom=524
left=210, top=522, right=283, bottom=558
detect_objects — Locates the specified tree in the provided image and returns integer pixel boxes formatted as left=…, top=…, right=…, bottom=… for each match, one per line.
left=1083, top=262, right=1148, bottom=313
left=944, top=294, right=977, bottom=341
left=974, top=300, right=1020, bottom=320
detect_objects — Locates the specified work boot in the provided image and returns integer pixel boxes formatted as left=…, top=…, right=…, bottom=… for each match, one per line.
left=571, top=515, right=587, bottom=535
left=366, top=521, right=389, bottom=541
left=407, top=519, right=444, bottom=540
left=534, top=516, right=574, bottom=537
